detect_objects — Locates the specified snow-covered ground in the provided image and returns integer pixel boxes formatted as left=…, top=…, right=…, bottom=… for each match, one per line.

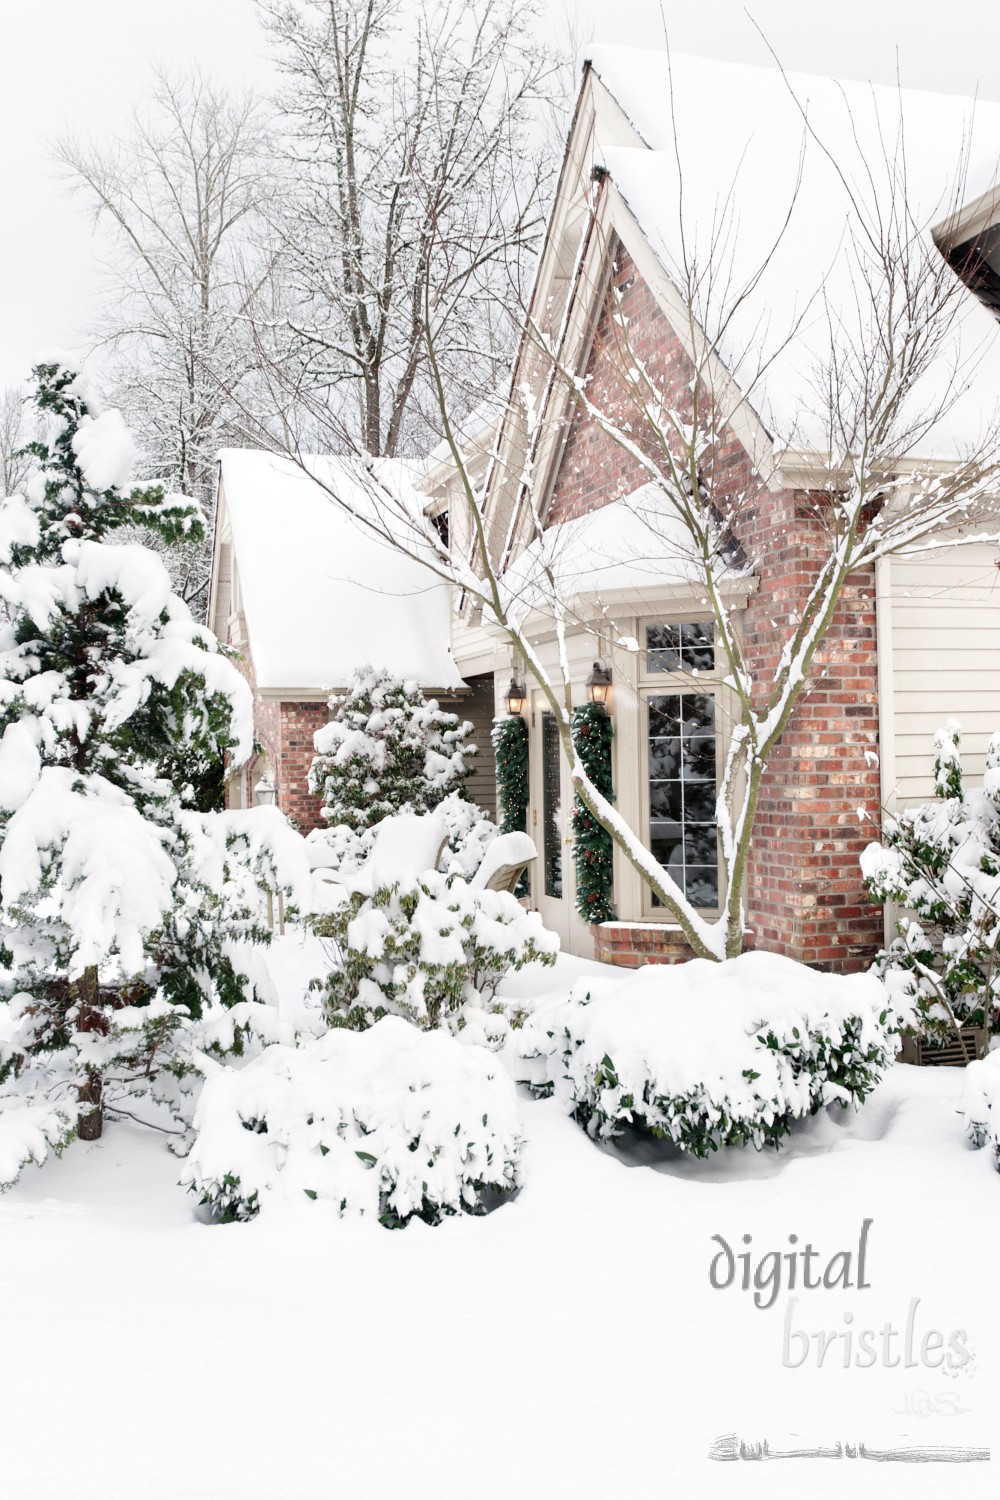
left=1, top=938, right=996, bottom=1498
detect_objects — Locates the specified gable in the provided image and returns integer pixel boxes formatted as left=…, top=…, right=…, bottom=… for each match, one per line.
left=480, top=48, right=1000, bottom=584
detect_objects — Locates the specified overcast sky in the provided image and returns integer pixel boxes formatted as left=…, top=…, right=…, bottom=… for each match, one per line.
left=3, top=0, right=1000, bottom=393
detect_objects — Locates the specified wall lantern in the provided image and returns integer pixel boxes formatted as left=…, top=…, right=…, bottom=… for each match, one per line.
left=504, top=677, right=527, bottom=716
left=254, top=773, right=276, bottom=806
left=585, top=661, right=612, bottom=707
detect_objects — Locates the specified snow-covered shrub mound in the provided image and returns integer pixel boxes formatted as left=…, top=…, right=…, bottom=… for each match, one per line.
left=959, top=1050, right=1000, bottom=1163
left=436, top=790, right=498, bottom=878
left=304, top=822, right=374, bottom=876
left=525, top=952, right=907, bottom=1154
left=305, top=796, right=498, bottom=885
left=861, top=721, right=1000, bottom=1049
left=181, top=1017, right=522, bottom=1227
left=313, top=870, right=558, bottom=1048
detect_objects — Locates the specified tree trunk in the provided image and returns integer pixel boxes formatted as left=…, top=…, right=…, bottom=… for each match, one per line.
left=76, top=965, right=104, bottom=1141
left=77, top=1070, right=103, bottom=1141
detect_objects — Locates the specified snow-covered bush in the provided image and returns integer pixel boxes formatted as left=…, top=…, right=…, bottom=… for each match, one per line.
left=0, top=357, right=310, bottom=1179
left=436, top=790, right=498, bottom=877
left=959, top=1050, right=1000, bottom=1161
left=181, top=1016, right=523, bottom=1227
left=304, top=789, right=497, bottom=882
left=520, top=952, right=907, bottom=1154
left=313, top=870, right=558, bottom=1048
left=303, top=820, right=374, bottom=876
left=861, top=721, right=1000, bottom=1052
left=308, top=664, right=476, bottom=833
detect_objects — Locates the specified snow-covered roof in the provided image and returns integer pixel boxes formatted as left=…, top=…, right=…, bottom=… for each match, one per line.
left=422, top=396, right=501, bottom=477
left=499, top=482, right=746, bottom=617
left=217, top=450, right=464, bottom=694
left=585, top=47, right=1000, bottom=459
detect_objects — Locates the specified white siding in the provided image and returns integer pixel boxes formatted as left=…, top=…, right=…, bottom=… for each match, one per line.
left=885, top=540, right=1000, bottom=803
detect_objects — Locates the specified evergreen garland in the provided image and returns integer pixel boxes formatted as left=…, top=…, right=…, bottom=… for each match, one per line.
left=491, top=715, right=530, bottom=833
left=571, top=702, right=615, bottom=923
left=491, top=714, right=530, bottom=896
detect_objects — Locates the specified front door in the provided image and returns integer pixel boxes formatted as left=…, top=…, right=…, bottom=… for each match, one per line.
left=530, top=699, right=573, bottom=948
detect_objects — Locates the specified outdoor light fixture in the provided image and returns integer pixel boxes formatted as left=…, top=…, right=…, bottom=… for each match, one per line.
left=504, top=677, right=527, bottom=716
left=254, top=773, right=276, bottom=806
left=585, top=661, right=612, bottom=707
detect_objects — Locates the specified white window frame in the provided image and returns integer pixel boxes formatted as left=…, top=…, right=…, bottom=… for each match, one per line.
left=636, top=614, right=730, bottom=921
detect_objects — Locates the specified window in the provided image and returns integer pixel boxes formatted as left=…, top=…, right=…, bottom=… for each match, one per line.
left=431, top=510, right=450, bottom=550
left=636, top=614, right=732, bottom=914
left=645, top=620, right=715, bottom=673
left=647, top=692, right=718, bottom=907
left=541, top=711, right=563, bottom=898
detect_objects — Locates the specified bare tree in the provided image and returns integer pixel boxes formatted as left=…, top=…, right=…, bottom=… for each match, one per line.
left=0, top=386, right=32, bottom=498
left=257, top=0, right=560, bottom=458
left=54, top=70, right=277, bottom=611
left=222, top=61, right=1000, bottom=960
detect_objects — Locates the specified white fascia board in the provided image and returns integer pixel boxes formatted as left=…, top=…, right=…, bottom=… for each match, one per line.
left=257, top=687, right=329, bottom=703
left=420, top=418, right=499, bottom=500
left=479, top=577, right=758, bottom=648
left=774, top=448, right=984, bottom=490
left=207, top=472, right=229, bottom=641
left=258, top=683, right=471, bottom=702
left=933, top=182, right=1000, bottom=253
left=874, top=552, right=898, bottom=948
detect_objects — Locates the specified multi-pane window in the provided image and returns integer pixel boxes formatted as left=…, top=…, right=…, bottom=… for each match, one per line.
left=646, top=621, right=715, bottom=673
left=541, top=712, right=563, bottom=899
left=647, top=692, right=718, bottom=908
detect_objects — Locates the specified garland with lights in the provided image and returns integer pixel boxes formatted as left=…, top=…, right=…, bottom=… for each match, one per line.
left=491, top=715, right=531, bottom=898
left=572, top=702, right=616, bottom=923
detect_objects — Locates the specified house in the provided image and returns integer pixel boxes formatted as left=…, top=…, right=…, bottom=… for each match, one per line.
left=210, top=49, right=1000, bottom=972
left=207, top=448, right=497, bottom=829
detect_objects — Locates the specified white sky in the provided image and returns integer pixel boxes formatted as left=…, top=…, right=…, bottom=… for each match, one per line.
left=3, top=0, right=1000, bottom=393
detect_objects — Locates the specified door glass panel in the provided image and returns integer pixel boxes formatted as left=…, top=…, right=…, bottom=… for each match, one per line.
left=648, top=693, right=718, bottom=907
left=542, top=712, right=563, bottom=899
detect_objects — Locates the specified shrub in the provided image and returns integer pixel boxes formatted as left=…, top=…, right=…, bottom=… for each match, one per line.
left=305, top=791, right=497, bottom=882
left=313, top=870, right=558, bottom=1049
left=436, top=791, right=498, bottom=878
left=960, top=1050, right=1000, bottom=1163
left=308, top=665, right=476, bottom=833
left=861, top=721, right=1000, bottom=1052
left=180, top=1017, right=523, bottom=1227
left=520, top=952, right=908, bottom=1155
left=959, top=1050, right=1000, bottom=1164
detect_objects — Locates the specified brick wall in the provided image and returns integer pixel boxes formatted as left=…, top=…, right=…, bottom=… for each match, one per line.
left=592, top=923, right=714, bottom=967
left=550, top=246, right=882, bottom=971
left=277, top=700, right=329, bottom=833
left=223, top=602, right=328, bottom=829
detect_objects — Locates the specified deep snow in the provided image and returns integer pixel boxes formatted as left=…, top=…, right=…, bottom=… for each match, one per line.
left=0, top=941, right=996, bottom=1499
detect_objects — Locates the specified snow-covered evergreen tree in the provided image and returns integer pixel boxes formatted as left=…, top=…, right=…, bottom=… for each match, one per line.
left=0, top=357, right=305, bottom=1179
left=861, top=722, right=1000, bottom=1054
left=308, top=665, right=475, bottom=833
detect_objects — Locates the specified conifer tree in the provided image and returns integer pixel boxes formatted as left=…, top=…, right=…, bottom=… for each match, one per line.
left=309, top=665, right=475, bottom=833
left=862, top=721, right=1000, bottom=1055
left=0, top=357, right=302, bottom=1179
